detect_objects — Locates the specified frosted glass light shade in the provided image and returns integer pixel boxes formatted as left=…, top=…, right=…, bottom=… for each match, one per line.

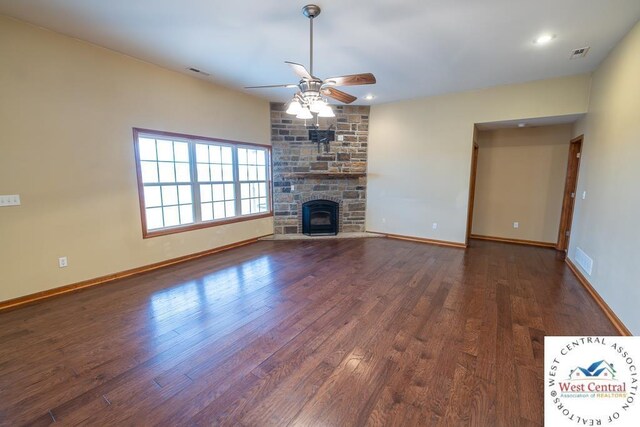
left=296, top=107, right=313, bottom=120
left=310, top=99, right=326, bottom=113
left=317, top=104, right=335, bottom=118
left=286, top=100, right=302, bottom=115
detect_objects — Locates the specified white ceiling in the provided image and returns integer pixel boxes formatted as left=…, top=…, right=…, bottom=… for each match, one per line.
left=1, top=1, right=639, bottom=104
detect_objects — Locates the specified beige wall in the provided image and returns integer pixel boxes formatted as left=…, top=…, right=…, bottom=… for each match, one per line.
left=472, top=125, right=572, bottom=243
left=568, top=21, right=640, bottom=334
left=0, top=16, right=272, bottom=302
left=366, top=74, right=591, bottom=243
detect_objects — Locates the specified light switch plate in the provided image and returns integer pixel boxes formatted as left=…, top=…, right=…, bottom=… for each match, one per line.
left=513, top=222, right=519, bottom=229
left=0, top=195, right=21, bottom=206
left=337, top=135, right=344, bottom=141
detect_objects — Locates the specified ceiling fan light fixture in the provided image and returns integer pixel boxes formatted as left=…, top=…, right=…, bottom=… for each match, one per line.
left=286, top=99, right=302, bottom=115
left=296, top=106, right=313, bottom=120
left=309, top=98, right=326, bottom=113
left=317, top=104, right=335, bottom=118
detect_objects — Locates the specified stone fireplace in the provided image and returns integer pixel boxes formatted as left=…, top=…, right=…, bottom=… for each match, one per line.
left=271, top=102, right=369, bottom=235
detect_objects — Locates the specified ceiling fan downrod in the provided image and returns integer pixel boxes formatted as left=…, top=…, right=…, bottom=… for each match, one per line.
left=302, top=4, right=321, bottom=76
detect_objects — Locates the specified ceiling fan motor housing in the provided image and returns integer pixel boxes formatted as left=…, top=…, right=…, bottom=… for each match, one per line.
left=300, top=80, right=323, bottom=93
left=299, top=80, right=324, bottom=104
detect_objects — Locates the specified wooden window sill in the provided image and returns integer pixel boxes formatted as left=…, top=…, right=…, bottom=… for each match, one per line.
left=143, top=212, right=273, bottom=238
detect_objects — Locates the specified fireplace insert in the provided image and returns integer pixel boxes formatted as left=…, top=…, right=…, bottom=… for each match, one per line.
left=302, top=200, right=339, bottom=236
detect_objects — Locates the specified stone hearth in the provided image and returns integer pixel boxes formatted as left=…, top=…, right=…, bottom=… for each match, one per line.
left=271, top=102, right=369, bottom=235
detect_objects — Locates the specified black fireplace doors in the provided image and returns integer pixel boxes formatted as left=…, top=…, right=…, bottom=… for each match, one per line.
left=302, top=200, right=338, bottom=236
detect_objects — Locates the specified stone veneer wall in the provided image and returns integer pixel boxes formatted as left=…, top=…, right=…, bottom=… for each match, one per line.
left=271, top=102, right=369, bottom=234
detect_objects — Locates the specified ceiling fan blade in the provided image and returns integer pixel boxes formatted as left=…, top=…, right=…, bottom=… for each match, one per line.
left=322, top=87, right=357, bottom=104
left=285, top=61, right=313, bottom=80
left=245, top=84, right=298, bottom=89
left=324, top=73, right=376, bottom=87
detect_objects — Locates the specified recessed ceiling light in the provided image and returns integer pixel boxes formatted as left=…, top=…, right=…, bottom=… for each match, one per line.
left=518, top=123, right=526, bottom=128
left=534, top=34, right=555, bottom=45
left=364, top=94, right=375, bottom=100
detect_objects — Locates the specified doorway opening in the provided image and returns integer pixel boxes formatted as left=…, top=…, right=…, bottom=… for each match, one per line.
left=465, top=115, right=584, bottom=248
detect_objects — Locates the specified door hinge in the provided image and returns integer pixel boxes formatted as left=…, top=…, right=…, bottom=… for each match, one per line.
left=577, top=152, right=581, bottom=158
left=571, top=192, right=575, bottom=198
left=566, top=230, right=570, bottom=237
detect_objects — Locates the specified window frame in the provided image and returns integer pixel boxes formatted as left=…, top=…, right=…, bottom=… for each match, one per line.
left=133, top=128, right=273, bottom=239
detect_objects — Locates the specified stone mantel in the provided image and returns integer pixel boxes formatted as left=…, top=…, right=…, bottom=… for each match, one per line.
left=280, top=172, right=367, bottom=179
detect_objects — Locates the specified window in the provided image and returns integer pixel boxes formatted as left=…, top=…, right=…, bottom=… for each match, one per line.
left=134, top=128, right=271, bottom=237
left=238, top=148, right=269, bottom=215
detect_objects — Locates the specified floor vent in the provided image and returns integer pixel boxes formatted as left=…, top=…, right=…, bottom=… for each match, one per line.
left=570, top=47, right=590, bottom=59
left=575, top=247, right=593, bottom=275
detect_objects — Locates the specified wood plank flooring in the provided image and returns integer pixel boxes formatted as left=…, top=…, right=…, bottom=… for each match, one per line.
left=0, top=238, right=618, bottom=426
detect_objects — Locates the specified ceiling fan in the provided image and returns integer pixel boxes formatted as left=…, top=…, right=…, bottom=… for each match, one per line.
left=245, top=4, right=376, bottom=120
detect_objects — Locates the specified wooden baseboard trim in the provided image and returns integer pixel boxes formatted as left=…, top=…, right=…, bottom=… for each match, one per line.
left=565, top=258, right=632, bottom=336
left=470, top=234, right=557, bottom=249
left=376, top=232, right=467, bottom=249
left=0, top=234, right=271, bottom=313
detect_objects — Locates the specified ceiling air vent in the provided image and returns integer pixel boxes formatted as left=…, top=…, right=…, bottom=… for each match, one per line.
left=570, top=47, right=590, bottom=59
left=187, top=67, right=210, bottom=76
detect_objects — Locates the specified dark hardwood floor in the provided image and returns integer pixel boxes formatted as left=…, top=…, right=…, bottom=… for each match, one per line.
left=0, top=238, right=618, bottom=426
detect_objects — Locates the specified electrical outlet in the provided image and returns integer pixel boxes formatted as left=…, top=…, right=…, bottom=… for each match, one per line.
left=513, top=222, right=519, bottom=229
left=58, top=257, right=68, bottom=268
left=0, top=194, right=21, bottom=206
left=432, top=222, right=438, bottom=230
left=291, top=185, right=295, bottom=191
